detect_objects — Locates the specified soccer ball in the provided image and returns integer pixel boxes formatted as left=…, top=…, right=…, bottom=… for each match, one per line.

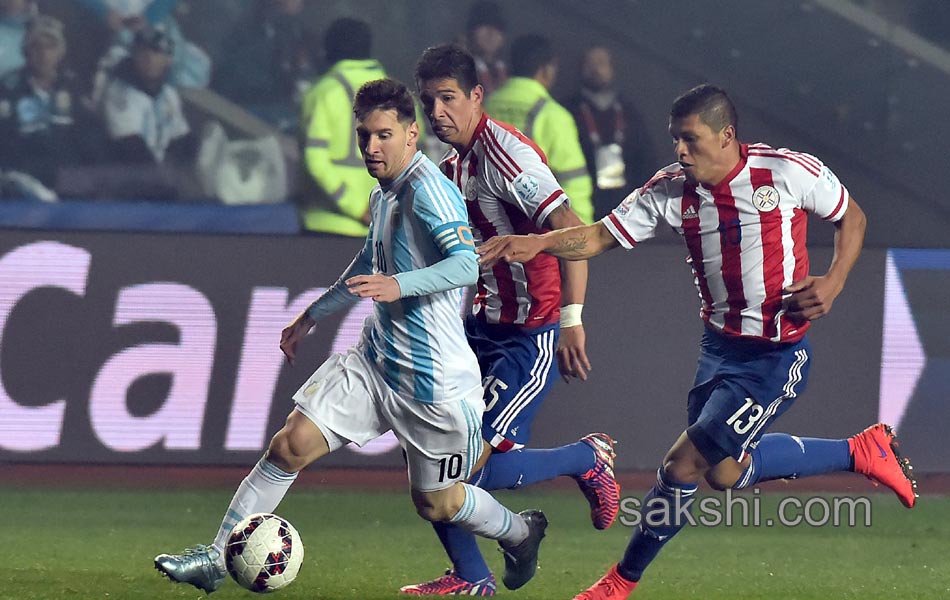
left=225, top=513, right=304, bottom=593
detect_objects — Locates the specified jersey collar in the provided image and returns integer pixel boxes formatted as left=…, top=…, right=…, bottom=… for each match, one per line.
left=459, top=112, right=489, bottom=160
left=380, top=151, right=424, bottom=194
left=702, top=143, right=749, bottom=192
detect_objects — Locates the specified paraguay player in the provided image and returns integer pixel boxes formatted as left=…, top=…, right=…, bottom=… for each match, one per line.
left=478, top=84, right=917, bottom=600
left=399, top=44, right=620, bottom=596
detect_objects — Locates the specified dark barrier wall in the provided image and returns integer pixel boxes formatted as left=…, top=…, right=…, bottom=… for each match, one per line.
left=0, top=231, right=944, bottom=471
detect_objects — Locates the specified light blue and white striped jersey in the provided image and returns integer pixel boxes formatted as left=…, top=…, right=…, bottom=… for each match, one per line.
left=356, top=151, right=481, bottom=404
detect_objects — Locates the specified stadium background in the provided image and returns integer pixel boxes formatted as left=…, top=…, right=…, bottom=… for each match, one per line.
left=2, top=0, right=948, bottom=471
left=1, top=1, right=949, bottom=598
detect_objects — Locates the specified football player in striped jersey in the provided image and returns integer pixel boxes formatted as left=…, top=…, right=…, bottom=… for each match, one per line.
left=154, top=78, right=549, bottom=595
left=397, top=44, right=621, bottom=596
left=479, top=84, right=916, bottom=600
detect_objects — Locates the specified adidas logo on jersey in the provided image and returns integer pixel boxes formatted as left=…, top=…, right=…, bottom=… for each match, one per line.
left=682, top=205, right=699, bottom=220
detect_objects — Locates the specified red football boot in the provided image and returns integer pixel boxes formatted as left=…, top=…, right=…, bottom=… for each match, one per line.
left=849, top=423, right=918, bottom=508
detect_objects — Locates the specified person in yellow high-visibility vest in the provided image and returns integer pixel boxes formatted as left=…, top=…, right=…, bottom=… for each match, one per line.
left=299, top=18, right=386, bottom=236
left=485, top=34, right=594, bottom=223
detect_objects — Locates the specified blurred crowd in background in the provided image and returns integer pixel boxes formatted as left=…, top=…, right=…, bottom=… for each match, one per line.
left=0, top=0, right=946, bottom=236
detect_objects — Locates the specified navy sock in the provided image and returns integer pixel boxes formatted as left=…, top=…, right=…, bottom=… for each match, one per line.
left=473, top=443, right=595, bottom=491
left=431, top=521, right=491, bottom=583
left=735, top=433, right=852, bottom=488
left=617, top=469, right=697, bottom=582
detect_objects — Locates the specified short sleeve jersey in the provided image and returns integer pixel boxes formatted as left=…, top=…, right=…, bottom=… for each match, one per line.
left=361, top=152, right=482, bottom=403
left=441, top=113, right=567, bottom=327
left=603, top=143, right=849, bottom=343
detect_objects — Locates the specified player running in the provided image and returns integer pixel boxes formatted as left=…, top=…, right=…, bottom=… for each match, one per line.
left=397, top=44, right=619, bottom=596
left=154, top=78, right=547, bottom=594
left=478, top=83, right=917, bottom=600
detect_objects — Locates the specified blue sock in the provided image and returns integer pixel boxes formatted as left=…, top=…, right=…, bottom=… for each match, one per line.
left=431, top=443, right=594, bottom=582
left=617, top=469, right=697, bottom=582
left=735, top=433, right=852, bottom=489
left=472, top=443, right=595, bottom=491
left=431, top=522, right=491, bottom=583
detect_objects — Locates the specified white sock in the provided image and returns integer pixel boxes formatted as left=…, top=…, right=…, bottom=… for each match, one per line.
left=449, top=483, right=528, bottom=546
left=211, top=458, right=298, bottom=557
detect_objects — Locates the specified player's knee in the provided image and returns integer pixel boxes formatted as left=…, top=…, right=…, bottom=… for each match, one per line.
left=662, top=457, right=703, bottom=485
left=265, top=414, right=330, bottom=473
left=705, top=467, right=742, bottom=491
left=265, top=431, right=309, bottom=473
left=412, top=488, right=464, bottom=523
left=415, top=503, right=454, bottom=522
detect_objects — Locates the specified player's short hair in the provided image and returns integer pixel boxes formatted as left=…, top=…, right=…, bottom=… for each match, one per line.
left=414, top=44, right=479, bottom=94
left=353, top=78, right=416, bottom=124
left=324, top=17, right=372, bottom=64
left=670, top=84, right=738, bottom=133
left=510, top=34, right=555, bottom=78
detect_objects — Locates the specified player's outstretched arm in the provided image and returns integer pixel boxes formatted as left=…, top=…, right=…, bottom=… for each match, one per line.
left=477, top=221, right=619, bottom=268
left=783, top=197, right=867, bottom=323
left=280, top=311, right=316, bottom=366
left=545, top=204, right=592, bottom=382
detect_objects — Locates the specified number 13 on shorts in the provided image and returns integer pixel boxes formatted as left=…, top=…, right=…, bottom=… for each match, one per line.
left=726, top=397, right=765, bottom=435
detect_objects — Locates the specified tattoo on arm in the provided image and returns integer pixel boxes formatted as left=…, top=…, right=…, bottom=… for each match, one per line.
left=550, top=231, right=590, bottom=259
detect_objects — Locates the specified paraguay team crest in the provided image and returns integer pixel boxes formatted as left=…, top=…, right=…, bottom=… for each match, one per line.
left=465, top=176, right=477, bottom=200
left=752, top=185, right=780, bottom=212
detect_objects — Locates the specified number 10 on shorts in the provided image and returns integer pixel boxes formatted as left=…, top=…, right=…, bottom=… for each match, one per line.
left=438, top=454, right=464, bottom=483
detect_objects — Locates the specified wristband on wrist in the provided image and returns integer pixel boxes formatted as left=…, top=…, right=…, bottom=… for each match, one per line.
left=560, top=303, right=583, bottom=328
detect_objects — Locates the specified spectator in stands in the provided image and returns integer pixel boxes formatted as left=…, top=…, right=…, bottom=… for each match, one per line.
left=212, top=0, right=315, bottom=131
left=463, top=0, right=508, bottom=95
left=568, top=45, right=653, bottom=220
left=99, top=24, right=193, bottom=167
left=485, top=34, right=594, bottom=223
left=77, top=0, right=210, bottom=88
left=0, top=0, right=35, bottom=78
left=0, top=15, right=102, bottom=192
left=298, top=17, right=386, bottom=237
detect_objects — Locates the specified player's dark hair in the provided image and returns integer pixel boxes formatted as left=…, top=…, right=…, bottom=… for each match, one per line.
left=414, top=44, right=479, bottom=94
left=670, top=84, right=738, bottom=133
left=324, top=17, right=372, bottom=64
left=510, top=34, right=555, bottom=78
left=353, top=78, right=416, bottom=124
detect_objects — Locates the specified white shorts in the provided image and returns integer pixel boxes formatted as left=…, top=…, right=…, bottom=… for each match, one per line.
left=292, top=348, right=485, bottom=492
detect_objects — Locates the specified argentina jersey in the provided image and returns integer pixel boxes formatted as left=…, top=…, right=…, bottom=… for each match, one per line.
left=361, top=152, right=481, bottom=404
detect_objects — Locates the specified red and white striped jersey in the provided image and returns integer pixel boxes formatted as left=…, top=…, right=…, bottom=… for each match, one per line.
left=441, top=113, right=568, bottom=327
left=603, top=143, right=850, bottom=343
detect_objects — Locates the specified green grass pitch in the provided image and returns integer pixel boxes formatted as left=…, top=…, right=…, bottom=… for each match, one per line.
left=0, top=485, right=947, bottom=599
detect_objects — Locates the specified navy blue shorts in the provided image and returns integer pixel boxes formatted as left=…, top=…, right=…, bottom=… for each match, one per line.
left=686, top=326, right=811, bottom=466
left=465, top=315, right=559, bottom=451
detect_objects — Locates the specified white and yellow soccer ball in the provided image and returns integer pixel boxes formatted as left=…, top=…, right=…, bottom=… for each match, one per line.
left=225, top=513, right=304, bottom=593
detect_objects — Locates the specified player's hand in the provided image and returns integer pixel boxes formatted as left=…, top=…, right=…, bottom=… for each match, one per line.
left=280, top=312, right=315, bottom=366
left=782, top=275, right=843, bottom=324
left=557, top=324, right=591, bottom=383
left=476, top=234, right=544, bottom=268
left=347, top=273, right=401, bottom=302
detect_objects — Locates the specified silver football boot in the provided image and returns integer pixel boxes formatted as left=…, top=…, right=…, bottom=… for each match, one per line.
left=154, top=544, right=227, bottom=594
